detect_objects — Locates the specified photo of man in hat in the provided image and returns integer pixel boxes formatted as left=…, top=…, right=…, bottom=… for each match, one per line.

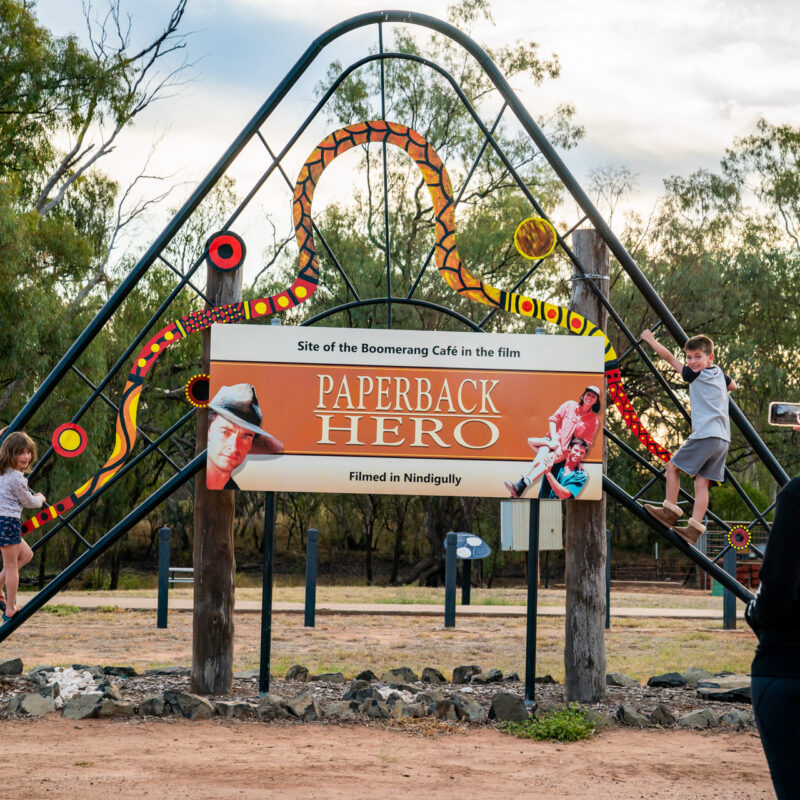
left=504, top=385, right=600, bottom=498
left=206, top=384, right=283, bottom=490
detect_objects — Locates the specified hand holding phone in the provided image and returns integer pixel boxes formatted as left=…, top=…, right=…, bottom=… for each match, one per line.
left=768, top=402, right=800, bottom=427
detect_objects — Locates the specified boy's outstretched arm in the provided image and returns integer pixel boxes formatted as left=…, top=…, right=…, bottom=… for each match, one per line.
left=727, top=378, right=738, bottom=392
left=640, top=329, right=684, bottom=374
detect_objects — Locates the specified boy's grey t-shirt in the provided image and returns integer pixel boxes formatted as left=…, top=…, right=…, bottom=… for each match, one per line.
left=682, top=364, right=731, bottom=442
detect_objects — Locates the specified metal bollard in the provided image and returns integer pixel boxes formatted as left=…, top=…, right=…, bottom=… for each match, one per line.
left=157, top=526, right=171, bottom=629
left=723, top=547, right=737, bottom=630
left=461, top=559, right=472, bottom=606
left=605, top=528, right=611, bottom=629
left=304, top=528, right=318, bottom=628
left=444, top=532, right=457, bottom=627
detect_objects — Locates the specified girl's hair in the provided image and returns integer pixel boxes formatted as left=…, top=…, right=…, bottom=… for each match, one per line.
left=0, top=431, right=38, bottom=475
left=578, top=389, right=601, bottom=414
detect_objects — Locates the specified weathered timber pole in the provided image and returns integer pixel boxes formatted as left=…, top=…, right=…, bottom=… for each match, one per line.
left=191, top=260, right=243, bottom=694
left=564, top=228, right=608, bottom=703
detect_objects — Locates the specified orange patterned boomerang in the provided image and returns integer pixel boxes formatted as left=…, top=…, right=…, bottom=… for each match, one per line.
left=23, top=120, right=669, bottom=535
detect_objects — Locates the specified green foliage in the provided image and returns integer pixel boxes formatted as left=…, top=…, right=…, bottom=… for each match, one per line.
left=42, top=604, right=81, bottom=616
left=501, top=705, right=596, bottom=742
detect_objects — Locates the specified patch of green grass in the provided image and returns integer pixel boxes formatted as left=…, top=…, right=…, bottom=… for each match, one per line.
left=42, top=604, right=81, bottom=616
left=96, top=605, right=119, bottom=613
left=501, top=705, right=596, bottom=742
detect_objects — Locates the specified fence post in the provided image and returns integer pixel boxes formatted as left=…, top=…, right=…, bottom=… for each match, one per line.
left=444, top=532, right=457, bottom=627
left=605, top=528, right=611, bottom=630
left=461, top=559, right=472, bottom=606
left=304, top=528, right=318, bottom=628
left=723, top=547, right=737, bottom=630
left=157, top=526, right=171, bottom=629
left=525, top=499, right=540, bottom=706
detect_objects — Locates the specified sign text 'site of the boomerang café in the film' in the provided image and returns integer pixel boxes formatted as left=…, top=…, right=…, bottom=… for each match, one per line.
left=207, top=325, right=604, bottom=500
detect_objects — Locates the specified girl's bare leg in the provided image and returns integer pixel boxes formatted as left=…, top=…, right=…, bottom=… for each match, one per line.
left=0, top=544, right=21, bottom=616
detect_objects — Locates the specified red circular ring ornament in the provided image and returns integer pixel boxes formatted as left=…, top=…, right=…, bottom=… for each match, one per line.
left=205, top=231, right=246, bottom=272
left=727, top=526, right=751, bottom=551
left=52, top=423, right=88, bottom=458
left=185, top=374, right=211, bottom=408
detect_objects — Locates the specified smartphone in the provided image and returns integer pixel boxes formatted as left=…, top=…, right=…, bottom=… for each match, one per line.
left=768, top=402, right=800, bottom=427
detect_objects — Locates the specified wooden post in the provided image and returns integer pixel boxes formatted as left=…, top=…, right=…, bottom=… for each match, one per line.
left=191, top=260, right=243, bottom=695
left=564, top=228, right=608, bottom=703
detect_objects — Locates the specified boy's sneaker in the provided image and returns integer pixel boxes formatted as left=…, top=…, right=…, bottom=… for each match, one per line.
left=673, top=518, right=705, bottom=547
left=504, top=477, right=528, bottom=498
left=643, top=501, right=683, bottom=529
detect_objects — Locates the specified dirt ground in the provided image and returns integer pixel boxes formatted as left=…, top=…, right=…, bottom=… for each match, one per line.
left=1, top=718, right=771, bottom=799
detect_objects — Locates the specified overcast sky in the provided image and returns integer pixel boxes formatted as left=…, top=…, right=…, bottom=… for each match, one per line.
left=33, top=0, right=800, bottom=267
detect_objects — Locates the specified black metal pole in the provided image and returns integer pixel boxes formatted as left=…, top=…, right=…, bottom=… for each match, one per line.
left=525, top=499, right=540, bottom=706
left=260, top=491, right=276, bottom=696
left=304, top=528, right=318, bottom=628
left=723, top=547, right=737, bottom=630
left=444, top=532, right=457, bottom=627
left=461, top=559, right=471, bottom=606
left=157, top=526, right=171, bottom=630
left=605, top=528, right=611, bottom=630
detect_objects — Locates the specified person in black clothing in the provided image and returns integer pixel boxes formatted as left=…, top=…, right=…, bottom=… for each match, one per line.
left=745, top=476, right=800, bottom=800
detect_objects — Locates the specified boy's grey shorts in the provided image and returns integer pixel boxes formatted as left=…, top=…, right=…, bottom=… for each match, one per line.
left=670, top=436, right=729, bottom=482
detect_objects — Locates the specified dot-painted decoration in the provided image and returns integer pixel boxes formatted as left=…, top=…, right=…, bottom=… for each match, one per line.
left=453, top=532, right=492, bottom=560
left=727, top=526, right=751, bottom=551
left=185, top=374, right=211, bottom=408
left=205, top=231, right=246, bottom=272
left=513, top=217, right=557, bottom=260
left=52, top=423, right=88, bottom=458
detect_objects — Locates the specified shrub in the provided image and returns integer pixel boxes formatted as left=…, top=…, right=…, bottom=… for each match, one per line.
left=501, top=704, right=596, bottom=742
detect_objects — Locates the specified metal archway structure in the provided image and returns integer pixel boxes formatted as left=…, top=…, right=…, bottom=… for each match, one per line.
left=1, top=9, right=784, bottom=641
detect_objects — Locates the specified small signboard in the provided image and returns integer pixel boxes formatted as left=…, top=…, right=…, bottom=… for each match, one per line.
left=207, top=325, right=604, bottom=498
left=455, top=533, right=491, bottom=560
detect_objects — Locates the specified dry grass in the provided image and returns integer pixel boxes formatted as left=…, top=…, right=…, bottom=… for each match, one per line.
left=4, top=607, right=757, bottom=682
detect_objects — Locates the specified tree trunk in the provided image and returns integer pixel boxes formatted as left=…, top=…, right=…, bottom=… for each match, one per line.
left=191, top=258, right=243, bottom=695
left=564, top=228, right=608, bottom=703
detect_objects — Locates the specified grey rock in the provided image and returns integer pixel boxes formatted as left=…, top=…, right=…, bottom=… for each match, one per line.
left=649, top=703, right=676, bottom=726
left=355, top=669, right=378, bottom=682
left=284, top=691, right=322, bottom=721
left=164, top=691, right=215, bottom=720
left=452, top=693, right=486, bottom=723
left=470, top=673, right=489, bottom=685
left=696, top=675, right=751, bottom=703
left=28, top=665, right=56, bottom=675
left=616, top=704, right=654, bottom=727
left=432, top=699, right=458, bottom=721
left=62, top=692, right=104, bottom=720
left=452, top=665, right=481, bottom=685
left=8, top=692, right=57, bottom=717
left=647, top=672, right=686, bottom=688
left=606, top=672, right=640, bottom=688
left=215, top=701, right=255, bottom=720
left=97, top=699, right=135, bottom=717
left=255, top=694, right=290, bottom=721
left=285, top=664, right=309, bottom=682
left=534, top=674, right=557, bottom=685
left=381, top=667, right=419, bottom=684
left=311, top=672, right=346, bottom=684
left=0, top=658, right=23, bottom=675
left=342, top=679, right=371, bottom=700
left=484, top=669, right=504, bottom=683
left=719, top=708, right=754, bottom=727
left=36, top=683, right=60, bottom=699
left=391, top=700, right=427, bottom=719
left=97, top=681, right=123, bottom=701
left=103, top=665, right=137, bottom=678
left=362, top=697, right=391, bottom=719
left=582, top=708, right=615, bottom=730
left=388, top=683, right=418, bottom=694
left=72, top=664, right=104, bottom=679
left=143, top=666, right=190, bottom=677
left=488, top=692, right=529, bottom=723
left=233, top=670, right=259, bottom=680
left=420, top=667, right=446, bottom=685
left=384, top=691, right=404, bottom=707
left=503, top=672, right=521, bottom=683
left=321, top=701, right=357, bottom=720
left=681, top=667, right=713, bottom=687
left=137, top=694, right=168, bottom=717
left=415, top=688, right=445, bottom=710
left=678, top=708, right=718, bottom=728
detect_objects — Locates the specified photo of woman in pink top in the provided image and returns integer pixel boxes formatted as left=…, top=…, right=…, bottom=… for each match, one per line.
left=504, top=385, right=601, bottom=498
